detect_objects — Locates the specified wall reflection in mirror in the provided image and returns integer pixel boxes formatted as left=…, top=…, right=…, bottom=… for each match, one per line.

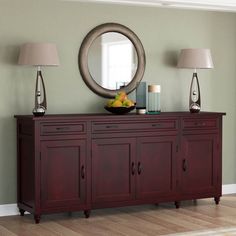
left=88, top=32, right=138, bottom=90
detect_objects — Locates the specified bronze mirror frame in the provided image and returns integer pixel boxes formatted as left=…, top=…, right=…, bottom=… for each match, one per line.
left=78, top=23, right=146, bottom=98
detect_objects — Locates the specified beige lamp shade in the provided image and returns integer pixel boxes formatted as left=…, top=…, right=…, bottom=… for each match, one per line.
left=177, top=48, right=214, bottom=69
left=18, top=43, right=60, bottom=66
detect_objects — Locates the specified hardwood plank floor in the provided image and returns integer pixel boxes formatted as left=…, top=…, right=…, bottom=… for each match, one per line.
left=1, top=195, right=236, bottom=236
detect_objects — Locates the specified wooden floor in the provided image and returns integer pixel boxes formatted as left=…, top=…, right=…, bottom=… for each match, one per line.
left=1, top=195, right=236, bottom=236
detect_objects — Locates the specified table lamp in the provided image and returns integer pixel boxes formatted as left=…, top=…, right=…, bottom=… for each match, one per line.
left=18, top=43, right=59, bottom=116
left=177, top=48, right=214, bottom=113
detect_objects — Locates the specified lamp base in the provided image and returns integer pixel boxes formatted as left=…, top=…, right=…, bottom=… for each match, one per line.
left=189, top=103, right=200, bottom=113
left=33, top=68, right=47, bottom=117
left=32, top=106, right=46, bottom=117
left=189, top=72, right=201, bottom=113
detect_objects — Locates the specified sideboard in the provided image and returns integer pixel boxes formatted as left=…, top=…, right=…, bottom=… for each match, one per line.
left=15, top=112, right=225, bottom=223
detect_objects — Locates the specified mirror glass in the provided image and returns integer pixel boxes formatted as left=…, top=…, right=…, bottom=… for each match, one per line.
left=88, top=32, right=138, bottom=90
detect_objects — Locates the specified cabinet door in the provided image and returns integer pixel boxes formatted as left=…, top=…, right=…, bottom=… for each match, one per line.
left=92, top=138, right=136, bottom=204
left=180, top=134, right=218, bottom=196
left=136, top=136, right=177, bottom=200
left=41, top=140, right=86, bottom=209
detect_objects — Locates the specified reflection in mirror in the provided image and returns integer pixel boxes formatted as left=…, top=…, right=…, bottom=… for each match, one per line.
left=88, top=32, right=138, bottom=90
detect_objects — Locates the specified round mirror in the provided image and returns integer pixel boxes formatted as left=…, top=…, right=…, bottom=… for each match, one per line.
left=79, top=23, right=146, bottom=98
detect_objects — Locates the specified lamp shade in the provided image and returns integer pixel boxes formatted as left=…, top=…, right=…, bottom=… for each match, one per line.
left=18, top=43, right=59, bottom=66
left=177, top=48, right=214, bottom=69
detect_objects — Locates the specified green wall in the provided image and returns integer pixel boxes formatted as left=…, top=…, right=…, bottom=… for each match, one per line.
left=0, top=0, right=235, bottom=204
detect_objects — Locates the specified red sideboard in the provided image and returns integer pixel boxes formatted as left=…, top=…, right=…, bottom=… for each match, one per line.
left=15, top=112, right=225, bottom=223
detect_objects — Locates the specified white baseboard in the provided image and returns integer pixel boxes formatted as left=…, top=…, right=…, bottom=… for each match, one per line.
left=222, top=184, right=236, bottom=195
left=0, top=203, right=18, bottom=217
left=0, top=184, right=236, bottom=217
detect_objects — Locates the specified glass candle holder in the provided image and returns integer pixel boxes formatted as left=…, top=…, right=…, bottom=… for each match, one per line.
left=148, top=85, right=161, bottom=114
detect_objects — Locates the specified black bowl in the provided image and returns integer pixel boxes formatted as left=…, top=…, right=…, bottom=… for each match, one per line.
left=104, top=106, right=135, bottom=115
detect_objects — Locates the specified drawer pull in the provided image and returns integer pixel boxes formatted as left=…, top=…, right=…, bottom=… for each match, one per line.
left=194, top=122, right=206, bottom=126
left=56, top=127, right=70, bottom=131
left=151, top=124, right=162, bottom=127
left=131, top=162, right=136, bottom=175
left=105, top=125, right=119, bottom=129
left=182, top=159, right=187, bottom=172
left=138, top=162, right=142, bottom=175
left=81, top=165, right=85, bottom=179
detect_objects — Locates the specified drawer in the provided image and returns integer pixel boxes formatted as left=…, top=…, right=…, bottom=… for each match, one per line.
left=92, top=119, right=177, bottom=133
left=182, top=118, right=218, bottom=129
left=41, top=122, right=86, bottom=135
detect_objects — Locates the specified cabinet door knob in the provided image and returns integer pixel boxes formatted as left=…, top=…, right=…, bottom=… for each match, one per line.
left=131, top=162, right=136, bottom=175
left=182, top=159, right=187, bottom=172
left=81, top=165, right=85, bottom=179
left=138, top=162, right=142, bottom=175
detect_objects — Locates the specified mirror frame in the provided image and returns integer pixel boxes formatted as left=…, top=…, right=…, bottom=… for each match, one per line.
left=78, top=23, right=146, bottom=98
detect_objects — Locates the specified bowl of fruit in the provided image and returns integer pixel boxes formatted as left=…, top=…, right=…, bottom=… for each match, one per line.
left=105, top=91, right=135, bottom=115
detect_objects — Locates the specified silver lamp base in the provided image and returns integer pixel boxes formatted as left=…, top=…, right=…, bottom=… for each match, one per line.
left=33, top=106, right=46, bottom=117
left=189, top=103, right=201, bottom=113
left=32, top=68, right=47, bottom=117
left=189, top=72, right=201, bottom=113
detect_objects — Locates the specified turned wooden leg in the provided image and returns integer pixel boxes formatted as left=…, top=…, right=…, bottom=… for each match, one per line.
left=214, top=197, right=220, bottom=205
left=84, top=210, right=91, bottom=218
left=175, top=201, right=180, bottom=209
left=19, top=209, right=25, bottom=216
left=34, top=215, right=41, bottom=224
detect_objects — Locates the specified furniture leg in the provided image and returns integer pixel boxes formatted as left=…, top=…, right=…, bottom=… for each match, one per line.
left=34, top=214, right=41, bottom=224
left=175, top=201, right=180, bottom=209
left=19, top=209, right=25, bottom=216
left=84, top=210, right=91, bottom=218
left=214, top=197, right=220, bottom=205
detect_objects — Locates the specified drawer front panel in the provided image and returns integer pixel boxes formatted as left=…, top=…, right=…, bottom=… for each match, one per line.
left=41, top=122, right=86, bottom=135
left=92, top=119, right=177, bottom=133
left=183, top=118, right=218, bottom=130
